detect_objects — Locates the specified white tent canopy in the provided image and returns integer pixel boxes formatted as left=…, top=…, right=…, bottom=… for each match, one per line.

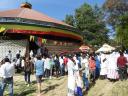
left=96, top=43, right=115, bottom=53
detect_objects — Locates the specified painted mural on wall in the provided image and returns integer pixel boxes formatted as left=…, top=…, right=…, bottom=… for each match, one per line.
left=0, top=39, right=28, bottom=61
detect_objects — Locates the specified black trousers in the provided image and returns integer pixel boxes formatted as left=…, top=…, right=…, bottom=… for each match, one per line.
left=45, top=69, right=50, bottom=78
left=118, top=67, right=127, bottom=80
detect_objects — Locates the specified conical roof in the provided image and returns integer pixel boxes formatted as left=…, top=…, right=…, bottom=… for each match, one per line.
left=0, top=3, right=83, bottom=43
left=0, top=8, right=70, bottom=27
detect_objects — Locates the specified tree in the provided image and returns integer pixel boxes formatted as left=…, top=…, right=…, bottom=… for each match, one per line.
left=63, top=3, right=109, bottom=46
left=63, top=15, right=74, bottom=26
left=103, top=0, right=128, bottom=49
left=74, top=3, right=109, bottom=46
left=103, top=0, right=128, bottom=28
left=115, top=14, right=128, bottom=50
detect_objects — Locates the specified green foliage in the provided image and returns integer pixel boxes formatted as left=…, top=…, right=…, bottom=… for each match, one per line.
left=103, top=0, right=128, bottom=49
left=63, top=15, right=74, bottom=26
left=115, top=14, right=128, bottom=49
left=64, top=3, right=109, bottom=46
left=103, top=0, right=128, bottom=28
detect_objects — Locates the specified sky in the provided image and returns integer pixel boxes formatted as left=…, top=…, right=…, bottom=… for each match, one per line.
left=0, top=0, right=105, bottom=20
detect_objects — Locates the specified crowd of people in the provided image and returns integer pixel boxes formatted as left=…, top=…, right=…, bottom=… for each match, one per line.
left=0, top=49, right=128, bottom=96
left=67, top=50, right=128, bottom=96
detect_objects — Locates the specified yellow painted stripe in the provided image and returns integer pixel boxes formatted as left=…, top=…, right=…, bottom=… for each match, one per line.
left=0, top=24, right=83, bottom=39
left=0, top=27, right=6, bottom=33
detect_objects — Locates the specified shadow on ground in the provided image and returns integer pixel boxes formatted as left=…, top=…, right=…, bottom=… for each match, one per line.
left=41, top=84, right=59, bottom=94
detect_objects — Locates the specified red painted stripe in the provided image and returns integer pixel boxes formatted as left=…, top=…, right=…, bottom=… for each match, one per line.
left=7, top=29, right=83, bottom=41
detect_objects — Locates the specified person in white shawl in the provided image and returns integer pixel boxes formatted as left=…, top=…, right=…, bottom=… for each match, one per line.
left=67, top=56, right=76, bottom=96
left=100, top=53, right=109, bottom=79
left=107, top=52, right=119, bottom=80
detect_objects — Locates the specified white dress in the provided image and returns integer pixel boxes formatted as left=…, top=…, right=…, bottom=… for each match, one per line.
left=100, top=54, right=108, bottom=76
left=44, top=58, right=50, bottom=70
left=107, top=53, right=119, bottom=79
left=67, top=59, right=75, bottom=96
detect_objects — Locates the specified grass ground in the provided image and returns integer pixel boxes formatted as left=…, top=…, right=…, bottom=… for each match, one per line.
left=4, top=74, right=128, bottom=96
left=4, top=74, right=67, bottom=96
left=87, top=79, right=128, bottom=96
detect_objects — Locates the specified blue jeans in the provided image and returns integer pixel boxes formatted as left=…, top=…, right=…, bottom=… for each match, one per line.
left=95, top=67, right=100, bottom=78
left=0, top=77, right=13, bottom=96
left=83, top=73, right=89, bottom=89
left=60, top=64, right=64, bottom=76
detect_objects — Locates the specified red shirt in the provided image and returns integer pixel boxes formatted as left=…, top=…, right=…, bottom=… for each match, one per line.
left=64, top=58, right=68, bottom=65
left=89, top=57, right=96, bottom=70
left=117, top=56, right=127, bottom=68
